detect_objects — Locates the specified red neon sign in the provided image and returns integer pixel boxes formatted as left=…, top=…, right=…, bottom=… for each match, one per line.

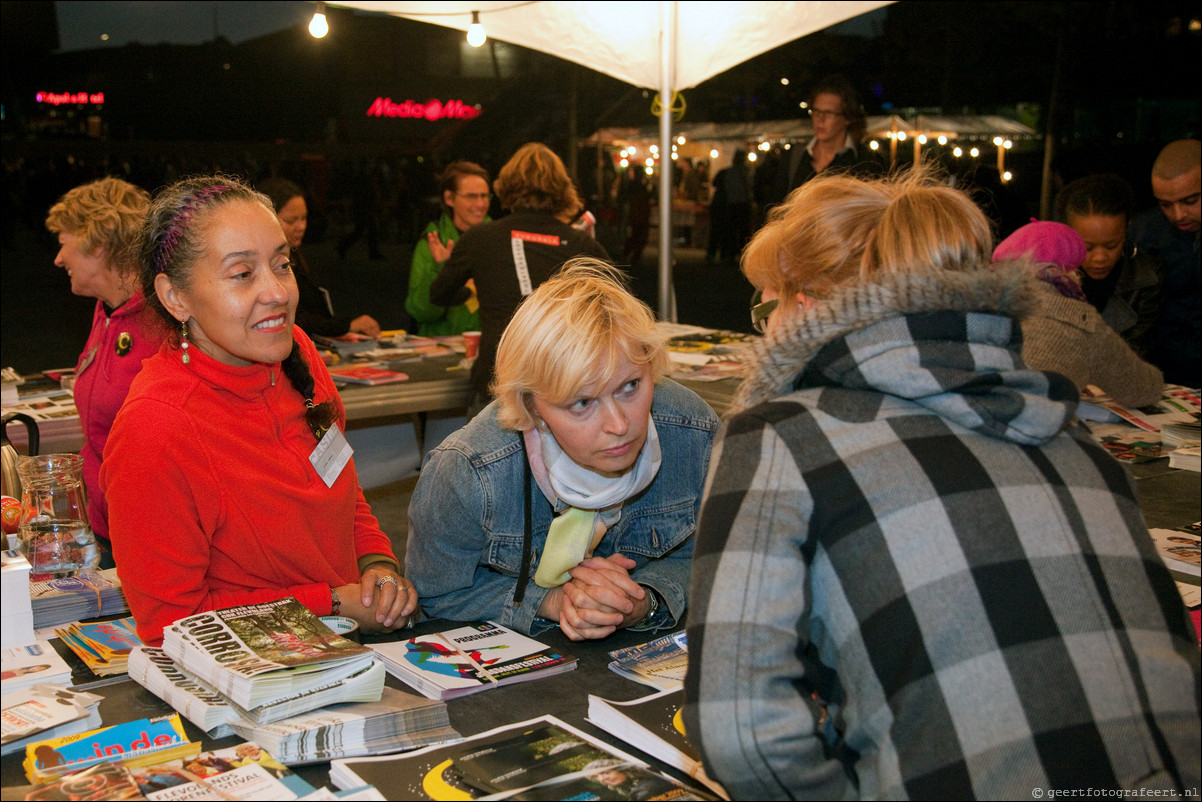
left=36, top=91, right=106, bottom=106
left=365, top=98, right=481, bottom=121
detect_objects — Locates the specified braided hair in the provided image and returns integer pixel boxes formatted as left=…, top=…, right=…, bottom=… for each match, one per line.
left=136, top=175, right=336, bottom=441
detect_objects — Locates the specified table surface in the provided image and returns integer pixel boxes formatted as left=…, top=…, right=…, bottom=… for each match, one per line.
left=0, top=620, right=693, bottom=794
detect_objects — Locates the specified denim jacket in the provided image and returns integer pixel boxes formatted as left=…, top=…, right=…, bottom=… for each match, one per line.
left=406, top=379, right=719, bottom=635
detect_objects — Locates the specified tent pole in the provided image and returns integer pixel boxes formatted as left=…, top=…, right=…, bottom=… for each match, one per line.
left=657, top=1, right=677, bottom=322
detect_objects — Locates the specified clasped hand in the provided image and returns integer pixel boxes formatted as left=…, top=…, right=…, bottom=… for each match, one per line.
left=540, top=554, right=650, bottom=641
left=334, top=564, right=418, bottom=634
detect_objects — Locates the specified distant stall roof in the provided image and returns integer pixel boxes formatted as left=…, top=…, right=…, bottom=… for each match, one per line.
left=585, top=114, right=1034, bottom=147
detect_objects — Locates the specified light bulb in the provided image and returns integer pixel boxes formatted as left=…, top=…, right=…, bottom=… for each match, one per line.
left=309, top=3, right=328, bottom=38
left=467, top=11, right=486, bottom=47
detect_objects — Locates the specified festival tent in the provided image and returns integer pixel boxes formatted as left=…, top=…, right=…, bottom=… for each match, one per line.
left=330, top=1, right=894, bottom=318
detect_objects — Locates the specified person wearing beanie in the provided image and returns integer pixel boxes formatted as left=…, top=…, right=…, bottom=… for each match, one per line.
left=993, top=220, right=1163, bottom=407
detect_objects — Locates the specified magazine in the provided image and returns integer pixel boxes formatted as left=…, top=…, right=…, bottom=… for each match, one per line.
left=55, top=615, right=142, bottom=676
left=28, top=567, right=129, bottom=629
left=326, top=365, right=409, bottom=385
left=329, top=715, right=717, bottom=800
left=128, top=646, right=236, bottom=738
left=127, top=742, right=317, bottom=800
left=0, top=761, right=143, bottom=801
left=228, top=687, right=459, bottom=765
left=22, top=712, right=199, bottom=784
left=1, top=683, right=102, bottom=757
left=588, top=687, right=729, bottom=798
left=369, top=621, right=576, bottom=700
left=1149, top=526, right=1201, bottom=578
left=161, top=597, right=375, bottom=711
left=607, top=631, right=688, bottom=690
left=1, top=639, right=72, bottom=693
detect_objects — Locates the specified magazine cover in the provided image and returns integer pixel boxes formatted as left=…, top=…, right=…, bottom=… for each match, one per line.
left=607, top=631, right=688, bottom=690
left=22, top=713, right=198, bottom=784
left=370, top=621, right=576, bottom=700
left=330, top=715, right=716, bottom=801
left=0, top=640, right=72, bottom=692
left=128, top=646, right=235, bottom=737
left=127, top=742, right=317, bottom=800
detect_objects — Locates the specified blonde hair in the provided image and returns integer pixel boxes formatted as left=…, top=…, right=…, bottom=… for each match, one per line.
left=493, top=142, right=582, bottom=220
left=742, top=167, right=993, bottom=309
left=44, top=177, right=150, bottom=277
left=492, top=258, right=668, bottom=431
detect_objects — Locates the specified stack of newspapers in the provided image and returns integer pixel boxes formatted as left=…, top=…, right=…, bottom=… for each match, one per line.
left=158, top=597, right=384, bottom=724
left=29, top=568, right=128, bottom=630
left=131, top=598, right=459, bottom=764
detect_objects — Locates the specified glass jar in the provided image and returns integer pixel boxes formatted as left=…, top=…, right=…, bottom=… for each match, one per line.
left=16, top=453, right=99, bottom=580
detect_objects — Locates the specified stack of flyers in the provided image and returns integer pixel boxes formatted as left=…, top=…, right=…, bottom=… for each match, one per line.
left=1, top=684, right=102, bottom=757
left=55, top=616, right=141, bottom=677
left=22, top=712, right=199, bottom=785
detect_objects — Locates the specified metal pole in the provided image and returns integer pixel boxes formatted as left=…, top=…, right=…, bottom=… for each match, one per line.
left=657, top=1, right=676, bottom=322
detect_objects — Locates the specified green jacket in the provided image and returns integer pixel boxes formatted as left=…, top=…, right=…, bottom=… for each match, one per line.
left=405, top=212, right=484, bottom=336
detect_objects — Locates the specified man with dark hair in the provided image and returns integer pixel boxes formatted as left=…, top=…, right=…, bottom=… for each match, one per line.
left=769, top=75, right=883, bottom=208
left=1129, top=138, right=1201, bottom=387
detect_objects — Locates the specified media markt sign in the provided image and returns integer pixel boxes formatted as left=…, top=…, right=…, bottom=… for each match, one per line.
left=365, top=98, right=481, bottom=121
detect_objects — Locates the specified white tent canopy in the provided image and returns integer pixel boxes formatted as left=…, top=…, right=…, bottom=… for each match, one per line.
left=330, top=1, right=890, bottom=90
left=331, top=1, right=894, bottom=318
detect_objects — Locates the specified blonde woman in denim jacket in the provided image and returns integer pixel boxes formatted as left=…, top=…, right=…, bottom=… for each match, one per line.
left=406, top=260, right=718, bottom=640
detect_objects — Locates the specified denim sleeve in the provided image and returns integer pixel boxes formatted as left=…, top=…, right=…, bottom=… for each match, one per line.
left=405, top=445, right=551, bottom=635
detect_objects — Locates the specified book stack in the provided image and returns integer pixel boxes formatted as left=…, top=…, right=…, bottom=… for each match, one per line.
left=369, top=621, right=577, bottom=700
left=228, top=686, right=460, bottom=765
left=55, top=616, right=141, bottom=677
left=330, top=715, right=718, bottom=801
left=588, top=687, right=729, bottom=798
left=159, top=597, right=384, bottom=722
left=1, top=549, right=34, bottom=646
left=29, top=567, right=128, bottom=630
left=326, top=363, right=410, bottom=385
left=0, top=640, right=72, bottom=693
left=1, top=684, right=102, bottom=757
left=21, top=712, right=199, bottom=785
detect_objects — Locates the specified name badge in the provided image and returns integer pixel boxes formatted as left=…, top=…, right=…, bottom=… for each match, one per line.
left=310, top=424, right=354, bottom=488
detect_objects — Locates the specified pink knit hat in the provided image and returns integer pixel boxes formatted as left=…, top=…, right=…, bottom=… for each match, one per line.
left=992, top=219, right=1086, bottom=274
left=992, top=219, right=1087, bottom=300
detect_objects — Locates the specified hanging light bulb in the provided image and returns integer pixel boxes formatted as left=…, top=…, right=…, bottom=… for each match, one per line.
left=467, top=11, right=487, bottom=47
left=309, top=2, right=329, bottom=38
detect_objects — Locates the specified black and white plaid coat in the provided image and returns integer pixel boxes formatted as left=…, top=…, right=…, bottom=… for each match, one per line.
left=684, top=266, right=1200, bottom=801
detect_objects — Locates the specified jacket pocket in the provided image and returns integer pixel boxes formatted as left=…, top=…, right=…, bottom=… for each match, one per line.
left=610, top=500, right=696, bottom=558
left=484, top=532, right=537, bottom=576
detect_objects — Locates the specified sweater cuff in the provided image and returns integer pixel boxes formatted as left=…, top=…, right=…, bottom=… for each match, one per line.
left=358, top=553, right=401, bottom=576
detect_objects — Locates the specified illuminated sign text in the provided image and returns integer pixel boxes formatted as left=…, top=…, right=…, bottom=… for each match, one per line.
left=36, top=91, right=106, bottom=106
left=365, top=98, right=481, bottom=121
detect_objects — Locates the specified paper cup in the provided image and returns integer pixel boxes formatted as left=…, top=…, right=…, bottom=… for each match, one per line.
left=320, top=615, right=360, bottom=642
left=463, top=331, right=481, bottom=360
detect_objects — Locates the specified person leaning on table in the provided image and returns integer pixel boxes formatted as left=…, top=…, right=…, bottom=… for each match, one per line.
left=100, top=175, right=416, bottom=646
left=44, top=177, right=157, bottom=569
left=407, top=259, right=718, bottom=640
left=683, top=167, right=1200, bottom=800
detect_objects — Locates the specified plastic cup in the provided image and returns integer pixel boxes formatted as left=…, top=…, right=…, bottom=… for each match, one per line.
left=463, top=331, right=481, bottom=360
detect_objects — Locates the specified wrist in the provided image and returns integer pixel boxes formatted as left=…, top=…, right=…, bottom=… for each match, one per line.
left=330, top=586, right=341, bottom=616
left=630, top=585, right=661, bottom=629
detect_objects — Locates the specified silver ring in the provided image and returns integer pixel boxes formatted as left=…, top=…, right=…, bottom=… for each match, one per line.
left=376, top=575, right=398, bottom=589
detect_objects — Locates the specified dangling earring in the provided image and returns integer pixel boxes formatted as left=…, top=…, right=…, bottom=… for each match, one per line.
left=180, top=319, right=191, bottom=364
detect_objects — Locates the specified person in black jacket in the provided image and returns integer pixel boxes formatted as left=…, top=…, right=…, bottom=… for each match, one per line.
left=258, top=178, right=380, bottom=339
left=429, top=143, right=609, bottom=411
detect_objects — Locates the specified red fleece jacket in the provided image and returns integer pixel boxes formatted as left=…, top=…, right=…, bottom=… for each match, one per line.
left=101, top=327, right=396, bottom=645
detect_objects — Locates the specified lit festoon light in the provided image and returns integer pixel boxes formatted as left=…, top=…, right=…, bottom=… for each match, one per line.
left=869, top=140, right=880, bottom=151
left=467, top=11, right=487, bottom=47
left=309, top=2, right=329, bottom=38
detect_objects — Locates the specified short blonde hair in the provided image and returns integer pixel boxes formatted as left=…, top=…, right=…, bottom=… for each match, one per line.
left=493, top=142, right=582, bottom=220
left=44, top=177, right=150, bottom=277
left=742, top=167, right=993, bottom=307
left=492, top=258, right=668, bottom=431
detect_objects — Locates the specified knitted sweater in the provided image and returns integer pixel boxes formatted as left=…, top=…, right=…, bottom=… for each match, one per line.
left=1021, top=278, right=1163, bottom=408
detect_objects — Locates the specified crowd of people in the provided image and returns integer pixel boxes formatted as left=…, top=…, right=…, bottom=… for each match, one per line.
left=18, top=103, right=1202, bottom=800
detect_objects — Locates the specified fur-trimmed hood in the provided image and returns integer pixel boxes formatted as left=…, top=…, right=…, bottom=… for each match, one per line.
left=733, top=266, right=1080, bottom=445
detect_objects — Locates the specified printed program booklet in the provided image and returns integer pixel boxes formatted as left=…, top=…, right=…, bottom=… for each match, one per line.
left=22, top=712, right=199, bottom=784
left=588, top=687, right=729, bottom=798
left=1, top=639, right=72, bottom=693
left=607, top=630, right=688, bottom=690
left=368, top=621, right=576, bottom=700
left=161, top=597, right=376, bottom=712
left=329, top=714, right=718, bottom=800
left=1, top=684, right=102, bottom=757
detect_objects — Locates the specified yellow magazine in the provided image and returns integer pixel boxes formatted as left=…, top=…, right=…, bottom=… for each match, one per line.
left=22, top=712, right=199, bottom=785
